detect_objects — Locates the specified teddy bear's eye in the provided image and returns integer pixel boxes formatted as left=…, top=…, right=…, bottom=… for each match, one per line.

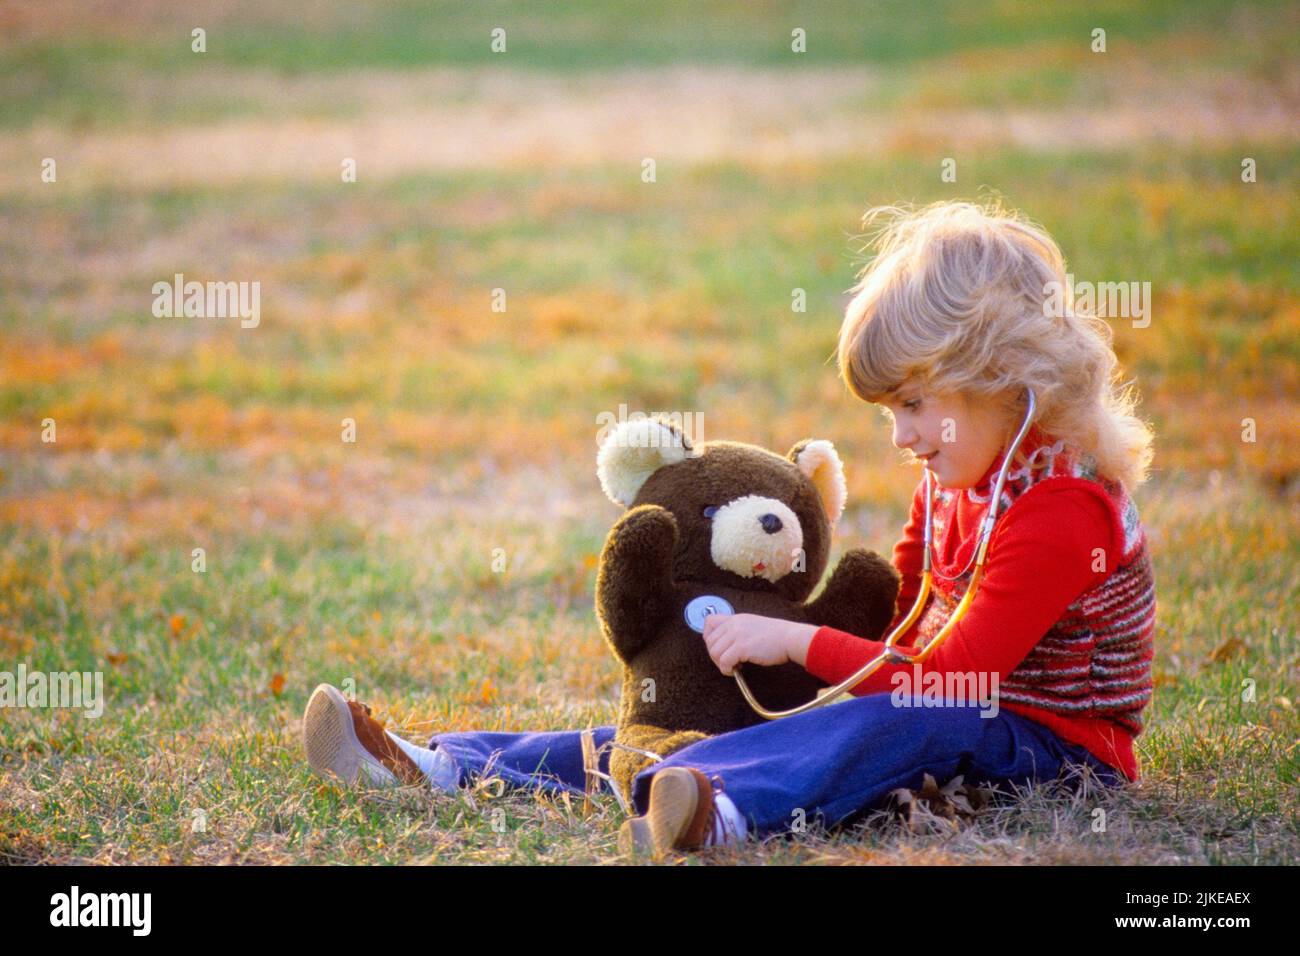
left=702, top=505, right=719, bottom=519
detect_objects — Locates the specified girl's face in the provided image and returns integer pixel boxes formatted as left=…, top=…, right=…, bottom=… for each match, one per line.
left=881, top=383, right=1016, bottom=489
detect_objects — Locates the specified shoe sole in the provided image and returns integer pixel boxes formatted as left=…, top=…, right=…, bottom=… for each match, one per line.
left=303, top=682, right=384, bottom=786
left=618, top=768, right=705, bottom=860
left=649, top=768, right=706, bottom=856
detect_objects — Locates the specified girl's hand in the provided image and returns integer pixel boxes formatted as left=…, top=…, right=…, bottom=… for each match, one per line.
left=701, top=613, right=818, bottom=676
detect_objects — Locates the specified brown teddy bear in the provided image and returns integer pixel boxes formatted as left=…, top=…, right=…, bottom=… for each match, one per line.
left=595, top=415, right=901, bottom=802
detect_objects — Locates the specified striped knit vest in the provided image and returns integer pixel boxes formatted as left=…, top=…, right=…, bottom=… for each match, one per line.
left=912, top=427, right=1157, bottom=735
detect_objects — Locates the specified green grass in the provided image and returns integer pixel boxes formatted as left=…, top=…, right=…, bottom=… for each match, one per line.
left=2, top=147, right=1296, bottom=466
left=5, top=0, right=1268, bottom=72
left=1, top=0, right=1293, bottom=128
left=1, top=468, right=1295, bottom=864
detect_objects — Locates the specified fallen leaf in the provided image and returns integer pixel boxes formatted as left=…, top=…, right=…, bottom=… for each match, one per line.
left=1208, top=637, right=1247, bottom=663
left=887, top=772, right=994, bottom=830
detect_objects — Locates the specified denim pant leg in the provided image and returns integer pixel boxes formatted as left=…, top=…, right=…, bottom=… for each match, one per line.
left=426, top=726, right=618, bottom=797
left=630, top=693, right=1123, bottom=837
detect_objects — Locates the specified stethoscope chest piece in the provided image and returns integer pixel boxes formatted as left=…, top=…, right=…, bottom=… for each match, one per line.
left=684, top=595, right=734, bottom=633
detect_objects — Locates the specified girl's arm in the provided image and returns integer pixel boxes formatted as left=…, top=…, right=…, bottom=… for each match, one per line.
left=794, top=482, right=1118, bottom=691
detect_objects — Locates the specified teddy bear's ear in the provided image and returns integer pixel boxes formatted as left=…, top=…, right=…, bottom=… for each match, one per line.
left=788, top=439, right=847, bottom=526
left=597, top=417, right=697, bottom=507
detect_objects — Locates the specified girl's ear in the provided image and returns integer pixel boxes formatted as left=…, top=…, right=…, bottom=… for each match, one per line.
left=597, top=417, right=697, bottom=507
left=788, top=439, right=847, bottom=526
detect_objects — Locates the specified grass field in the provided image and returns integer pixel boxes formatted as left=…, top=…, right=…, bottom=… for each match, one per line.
left=1, top=0, right=1297, bottom=864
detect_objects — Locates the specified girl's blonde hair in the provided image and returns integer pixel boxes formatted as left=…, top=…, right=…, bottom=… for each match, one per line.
left=836, top=200, right=1155, bottom=489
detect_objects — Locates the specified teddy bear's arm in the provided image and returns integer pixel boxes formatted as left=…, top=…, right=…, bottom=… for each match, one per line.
left=595, top=504, right=681, bottom=664
left=804, top=548, right=901, bottom=640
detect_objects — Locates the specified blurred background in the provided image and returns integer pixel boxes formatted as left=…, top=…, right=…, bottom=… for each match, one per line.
left=0, top=1, right=1296, bottom=863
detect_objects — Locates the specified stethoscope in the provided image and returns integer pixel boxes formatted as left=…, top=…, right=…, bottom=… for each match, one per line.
left=715, top=386, right=1040, bottom=720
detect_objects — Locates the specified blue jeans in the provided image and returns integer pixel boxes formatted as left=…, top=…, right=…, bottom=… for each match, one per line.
left=426, top=693, right=1125, bottom=837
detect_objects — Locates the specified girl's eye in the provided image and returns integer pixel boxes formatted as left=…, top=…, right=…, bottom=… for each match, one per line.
left=903, top=400, right=921, bottom=411
left=702, top=505, right=719, bottom=519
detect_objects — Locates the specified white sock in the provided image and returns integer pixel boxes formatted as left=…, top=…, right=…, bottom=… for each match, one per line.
left=385, top=731, right=459, bottom=792
left=704, top=793, right=748, bottom=846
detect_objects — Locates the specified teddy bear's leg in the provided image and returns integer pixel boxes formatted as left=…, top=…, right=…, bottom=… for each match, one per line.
left=610, top=724, right=711, bottom=806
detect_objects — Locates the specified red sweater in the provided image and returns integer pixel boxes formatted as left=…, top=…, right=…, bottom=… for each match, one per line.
left=805, top=430, right=1154, bottom=781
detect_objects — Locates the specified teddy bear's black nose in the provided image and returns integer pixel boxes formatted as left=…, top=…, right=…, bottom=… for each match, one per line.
left=759, top=514, right=783, bottom=534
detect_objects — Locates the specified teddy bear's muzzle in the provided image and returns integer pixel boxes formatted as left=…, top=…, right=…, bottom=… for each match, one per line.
left=708, top=495, right=804, bottom=583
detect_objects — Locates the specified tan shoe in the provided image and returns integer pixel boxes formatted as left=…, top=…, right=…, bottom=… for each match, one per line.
left=618, top=767, right=732, bottom=859
left=302, top=683, right=425, bottom=788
